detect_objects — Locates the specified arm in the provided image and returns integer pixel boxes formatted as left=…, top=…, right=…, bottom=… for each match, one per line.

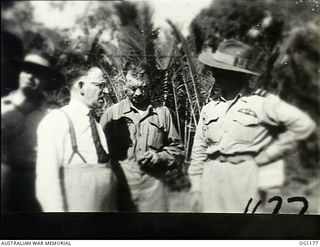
left=36, top=110, right=68, bottom=212
left=254, top=94, right=316, bottom=166
left=1, top=101, right=22, bottom=166
left=156, top=107, right=185, bottom=167
left=188, top=111, right=208, bottom=192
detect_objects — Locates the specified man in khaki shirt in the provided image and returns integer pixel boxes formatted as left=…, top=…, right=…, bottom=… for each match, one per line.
left=100, top=63, right=184, bottom=212
left=189, top=39, right=316, bottom=213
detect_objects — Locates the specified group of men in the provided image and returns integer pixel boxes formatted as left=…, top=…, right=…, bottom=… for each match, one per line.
left=1, top=36, right=316, bottom=213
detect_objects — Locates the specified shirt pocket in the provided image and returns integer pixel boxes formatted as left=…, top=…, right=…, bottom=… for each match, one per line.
left=147, top=120, right=165, bottom=150
left=232, top=113, right=261, bottom=143
left=202, top=113, right=220, bottom=144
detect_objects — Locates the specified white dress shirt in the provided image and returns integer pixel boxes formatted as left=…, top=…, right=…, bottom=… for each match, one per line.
left=36, top=99, right=109, bottom=211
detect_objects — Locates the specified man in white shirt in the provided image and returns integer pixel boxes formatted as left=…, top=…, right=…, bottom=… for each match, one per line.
left=36, top=64, right=116, bottom=212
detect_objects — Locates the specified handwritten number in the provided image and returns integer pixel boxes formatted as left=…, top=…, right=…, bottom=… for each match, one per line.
left=252, top=200, right=262, bottom=213
left=244, top=196, right=308, bottom=214
left=287, top=196, right=308, bottom=215
left=244, top=198, right=253, bottom=214
left=244, top=198, right=262, bottom=214
left=267, top=196, right=282, bottom=214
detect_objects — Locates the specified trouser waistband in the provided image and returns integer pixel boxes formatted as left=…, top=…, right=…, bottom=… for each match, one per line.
left=208, top=152, right=256, bottom=164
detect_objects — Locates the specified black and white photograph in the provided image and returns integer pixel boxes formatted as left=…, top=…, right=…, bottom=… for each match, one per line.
left=1, top=0, right=319, bottom=240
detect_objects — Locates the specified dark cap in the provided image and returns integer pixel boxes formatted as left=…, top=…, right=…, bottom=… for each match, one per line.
left=14, top=51, right=65, bottom=90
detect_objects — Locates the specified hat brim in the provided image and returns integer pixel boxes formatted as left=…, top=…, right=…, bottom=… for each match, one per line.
left=199, top=51, right=259, bottom=76
left=13, top=59, right=65, bottom=90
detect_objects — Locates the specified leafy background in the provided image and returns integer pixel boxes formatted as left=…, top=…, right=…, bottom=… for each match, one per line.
left=2, top=0, right=319, bottom=213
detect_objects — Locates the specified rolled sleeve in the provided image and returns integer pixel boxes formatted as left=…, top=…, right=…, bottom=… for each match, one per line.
left=159, top=107, right=185, bottom=167
left=256, top=95, right=316, bottom=165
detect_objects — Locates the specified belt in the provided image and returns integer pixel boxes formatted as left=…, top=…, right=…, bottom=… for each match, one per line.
left=208, top=152, right=256, bottom=165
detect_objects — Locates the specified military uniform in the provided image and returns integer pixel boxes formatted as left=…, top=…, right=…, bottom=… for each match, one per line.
left=100, top=97, right=184, bottom=212
left=1, top=91, right=50, bottom=211
left=189, top=89, right=316, bottom=213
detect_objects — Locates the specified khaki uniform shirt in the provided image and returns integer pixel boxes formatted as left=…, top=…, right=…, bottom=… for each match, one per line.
left=189, top=89, right=316, bottom=191
left=100, top=98, right=184, bottom=170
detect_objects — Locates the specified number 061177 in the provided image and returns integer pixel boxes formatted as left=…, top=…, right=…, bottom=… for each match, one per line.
left=299, top=241, right=319, bottom=245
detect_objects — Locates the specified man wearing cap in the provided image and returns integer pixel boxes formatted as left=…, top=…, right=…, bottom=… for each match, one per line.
left=189, top=39, right=316, bottom=213
left=100, top=63, right=184, bottom=212
left=36, top=64, right=116, bottom=212
left=1, top=50, right=65, bottom=212
left=1, top=31, right=24, bottom=211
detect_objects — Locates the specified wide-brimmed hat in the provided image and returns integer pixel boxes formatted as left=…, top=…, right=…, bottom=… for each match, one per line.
left=14, top=51, right=65, bottom=90
left=199, top=39, right=260, bottom=75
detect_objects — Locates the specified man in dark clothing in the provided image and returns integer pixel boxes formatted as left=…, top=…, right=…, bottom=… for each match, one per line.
left=1, top=50, right=65, bottom=212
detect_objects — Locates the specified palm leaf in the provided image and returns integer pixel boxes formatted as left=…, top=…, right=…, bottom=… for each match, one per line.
left=167, top=19, right=201, bottom=117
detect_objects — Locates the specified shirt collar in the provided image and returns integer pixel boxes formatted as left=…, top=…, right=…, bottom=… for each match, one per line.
left=123, top=97, right=154, bottom=115
left=238, top=86, right=247, bottom=98
left=68, top=98, right=91, bottom=115
left=213, top=86, right=248, bottom=105
left=122, top=97, right=133, bottom=114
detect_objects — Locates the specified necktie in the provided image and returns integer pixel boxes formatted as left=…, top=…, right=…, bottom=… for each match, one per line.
left=88, top=110, right=108, bottom=163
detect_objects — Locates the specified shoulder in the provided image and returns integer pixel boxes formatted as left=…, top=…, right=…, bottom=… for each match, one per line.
left=1, top=96, right=25, bottom=136
left=251, top=88, right=271, bottom=97
left=243, top=89, right=278, bottom=104
left=1, top=95, right=15, bottom=114
left=153, top=105, right=173, bottom=119
left=109, top=100, right=123, bottom=109
left=1, top=95, right=24, bottom=127
left=106, top=99, right=127, bottom=114
left=201, top=100, right=218, bottom=113
left=1, top=94, right=13, bottom=105
left=100, top=100, right=126, bottom=125
left=153, top=104, right=169, bottom=112
left=38, top=108, right=69, bottom=132
left=1, top=94, right=16, bottom=113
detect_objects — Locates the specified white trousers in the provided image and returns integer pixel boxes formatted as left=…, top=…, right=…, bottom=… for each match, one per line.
left=200, top=159, right=261, bottom=213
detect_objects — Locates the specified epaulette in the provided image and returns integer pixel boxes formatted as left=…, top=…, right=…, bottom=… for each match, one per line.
left=252, top=88, right=269, bottom=97
left=2, top=99, right=12, bottom=105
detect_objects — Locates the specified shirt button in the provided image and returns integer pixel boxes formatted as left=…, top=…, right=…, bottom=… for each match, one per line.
left=221, top=147, right=225, bottom=151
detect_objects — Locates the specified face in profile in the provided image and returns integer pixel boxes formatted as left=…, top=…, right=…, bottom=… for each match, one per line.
left=125, top=70, right=150, bottom=107
left=80, top=67, right=106, bottom=109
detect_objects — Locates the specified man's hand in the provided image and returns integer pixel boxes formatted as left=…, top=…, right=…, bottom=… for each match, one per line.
left=138, top=150, right=160, bottom=167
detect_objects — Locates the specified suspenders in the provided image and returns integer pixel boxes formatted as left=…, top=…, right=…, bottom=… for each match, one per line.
left=59, top=110, right=87, bottom=164
left=58, top=109, right=86, bottom=212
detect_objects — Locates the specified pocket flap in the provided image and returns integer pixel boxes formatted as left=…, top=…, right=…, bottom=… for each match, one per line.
left=203, top=112, right=220, bottom=125
left=233, top=113, right=259, bottom=126
left=148, top=120, right=164, bottom=130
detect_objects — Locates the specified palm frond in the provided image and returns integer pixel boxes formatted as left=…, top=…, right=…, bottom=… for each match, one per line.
left=167, top=20, right=201, bottom=117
